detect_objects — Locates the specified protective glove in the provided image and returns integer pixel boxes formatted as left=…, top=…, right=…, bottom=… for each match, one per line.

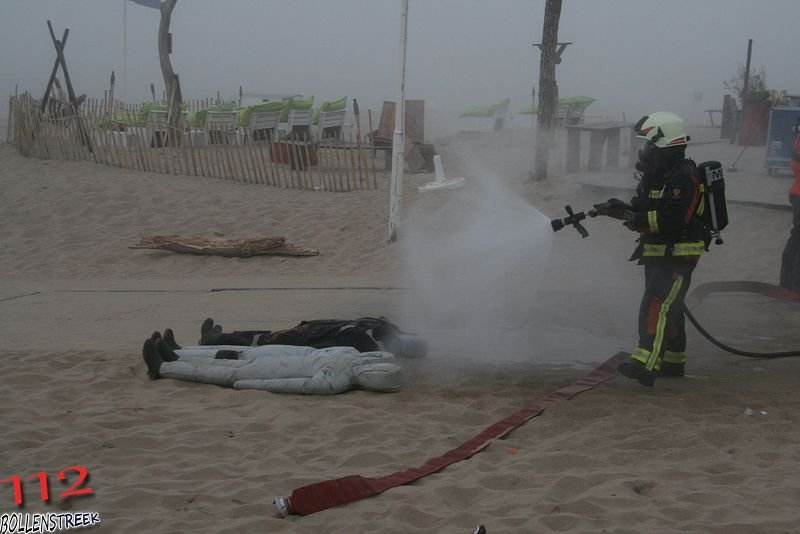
left=592, top=198, right=630, bottom=220
left=622, top=210, right=638, bottom=231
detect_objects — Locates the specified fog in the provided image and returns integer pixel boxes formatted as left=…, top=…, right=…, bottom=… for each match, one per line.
left=399, top=146, right=555, bottom=361
left=2, top=1, right=795, bottom=364
left=2, top=0, right=799, bottom=137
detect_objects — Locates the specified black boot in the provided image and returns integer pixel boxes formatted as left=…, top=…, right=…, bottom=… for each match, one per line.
left=658, top=361, right=685, bottom=377
left=163, top=328, right=181, bottom=350
left=617, top=359, right=656, bottom=387
left=156, top=338, right=180, bottom=362
left=142, top=338, right=163, bottom=379
left=200, top=318, right=222, bottom=345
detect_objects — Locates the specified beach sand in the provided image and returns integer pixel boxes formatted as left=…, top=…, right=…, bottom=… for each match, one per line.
left=2, top=126, right=800, bottom=533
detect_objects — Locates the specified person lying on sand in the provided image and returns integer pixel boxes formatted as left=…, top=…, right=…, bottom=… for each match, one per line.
left=197, top=316, right=428, bottom=359
left=142, top=331, right=402, bottom=395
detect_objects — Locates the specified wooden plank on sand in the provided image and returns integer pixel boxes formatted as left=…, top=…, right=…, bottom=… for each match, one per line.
left=130, top=235, right=320, bottom=258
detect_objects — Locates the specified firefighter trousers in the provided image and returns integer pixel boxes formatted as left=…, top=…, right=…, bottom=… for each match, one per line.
left=780, top=193, right=800, bottom=292
left=631, top=258, right=697, bottom=372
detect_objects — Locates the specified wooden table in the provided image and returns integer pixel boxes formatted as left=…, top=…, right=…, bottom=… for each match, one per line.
left=565, top=121, right=632, bottom=172
left=704, top=109, right=723, bottom=127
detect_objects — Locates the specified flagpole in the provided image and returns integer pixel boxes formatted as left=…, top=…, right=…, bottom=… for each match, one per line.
left=388, top=0, right=409, bottom=243
left=123, top=0, right=127, bottom=102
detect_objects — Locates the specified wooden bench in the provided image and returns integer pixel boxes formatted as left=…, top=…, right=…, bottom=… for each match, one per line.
left=370, top=100, right=428, bottom=171
left=565, top=121, right=633, bottom=172
left=704, top=109, right=723, bottom=127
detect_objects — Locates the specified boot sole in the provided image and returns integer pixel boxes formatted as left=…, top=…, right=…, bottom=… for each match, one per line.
left=618, top=362, right=656, bottom=387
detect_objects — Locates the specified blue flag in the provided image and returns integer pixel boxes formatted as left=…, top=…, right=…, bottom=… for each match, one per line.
left=128, top=0, right=161, bottom=8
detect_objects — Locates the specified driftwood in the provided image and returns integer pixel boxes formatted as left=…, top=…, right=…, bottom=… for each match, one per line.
left=131, top=235, right=319, bottom=258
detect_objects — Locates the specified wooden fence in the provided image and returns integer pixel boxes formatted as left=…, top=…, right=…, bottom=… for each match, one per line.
left=7, top=93, right=381, bottom=191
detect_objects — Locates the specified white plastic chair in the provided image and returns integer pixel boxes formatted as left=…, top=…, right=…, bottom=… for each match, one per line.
left=317, top=109, right=347, bottom=139
left=204, top=111, right=237, bottom=144
left=248, top=110, right=280, bottom=142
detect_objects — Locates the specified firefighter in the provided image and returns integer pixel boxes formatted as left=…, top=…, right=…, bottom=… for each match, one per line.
left=779, top=118, right=800, bottom=291
left=594, top=112, right=706, bottom=386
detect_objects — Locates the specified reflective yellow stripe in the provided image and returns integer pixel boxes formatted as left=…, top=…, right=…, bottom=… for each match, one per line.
left=663, top=350, right=686, bottom=364
left=642, top=241, right=705, bottom=257
left=649, top=189, right=662, bottom=199
left=673, top=242, right=706, bottom=255
left=645, top=276, right=684, bottom=371
left=647, top=210, right=659, bottom=233
left=631, top=347, right=661, bottom=371
left=631, top=347, right=650, bottom=363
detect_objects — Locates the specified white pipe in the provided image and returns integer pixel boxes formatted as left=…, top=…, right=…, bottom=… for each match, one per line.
left=388, top=0, right=409, bottom=243
left=123, top=0, right=127, bottom=102
left=433, top=154, right=445, bottom=184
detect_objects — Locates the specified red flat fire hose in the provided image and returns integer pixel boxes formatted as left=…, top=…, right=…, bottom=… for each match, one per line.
left=274, top=351, right=628, bottom=517
left=274, top=281, right=800, bottom=517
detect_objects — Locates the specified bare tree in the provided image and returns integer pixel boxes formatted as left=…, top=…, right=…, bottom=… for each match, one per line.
left=533, top=0, right=562, bottom=181
left=158, top=0, right=182, bottom=145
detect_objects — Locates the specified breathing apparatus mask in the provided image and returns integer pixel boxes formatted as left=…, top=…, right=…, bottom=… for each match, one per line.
left=636, top=140, right=657, bottom=174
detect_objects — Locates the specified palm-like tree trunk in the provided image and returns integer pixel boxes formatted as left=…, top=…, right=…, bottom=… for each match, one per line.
left=534, top=0, right=562, bottom=181
left=159, top=0, right=182, bottom=145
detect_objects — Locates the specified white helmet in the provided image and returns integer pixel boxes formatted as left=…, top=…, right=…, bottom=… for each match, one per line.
left=634, top=111, right=690, bottom=148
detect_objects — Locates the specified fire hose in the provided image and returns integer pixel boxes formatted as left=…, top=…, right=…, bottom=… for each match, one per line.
left=551, top=205, right=800, bottom=358
left=269, top=213, right=800, bottom=519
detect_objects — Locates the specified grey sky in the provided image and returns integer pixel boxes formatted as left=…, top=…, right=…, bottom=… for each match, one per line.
left=1, top=0, right=798, bottom=135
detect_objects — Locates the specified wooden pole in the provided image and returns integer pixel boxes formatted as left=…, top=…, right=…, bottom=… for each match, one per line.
left=6, top=95, right=13, bottom=144
left=334, top=132, right=346, bottom=191
left=326, top=135, right=335, bottom=191
left=235, top=130, right=249, bottom=182
left=46, top=21, right=94, bottom=156
left=223, top=123, right=237, bottom=180
left=265, top=131, right=279, bottom=186
left=302, top=131, right=314, bottom=189
left=40, top=27, right=69, bottom=113
left=368, top=108, right=377, bottom=188
left=742, top=39, right=753, bottom=100
left=353, top=98, right=365, bottom=189
left=107, top=123, right=120, bottom=168
left=730, top=39, right=754, bottom=145
left=254, top=132, right=268, bottom=184
left=246, top=131, right=259, bottom=183
left=108, top=71, right=116, bottom=116
left=317, top=136, right=326, bottom=190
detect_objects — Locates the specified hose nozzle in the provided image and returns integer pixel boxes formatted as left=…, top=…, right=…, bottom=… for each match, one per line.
left=550, top=205, right=590, bottom=238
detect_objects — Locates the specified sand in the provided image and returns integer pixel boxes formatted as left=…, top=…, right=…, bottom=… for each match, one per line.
left=2, top=125, right=800, bottom=534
